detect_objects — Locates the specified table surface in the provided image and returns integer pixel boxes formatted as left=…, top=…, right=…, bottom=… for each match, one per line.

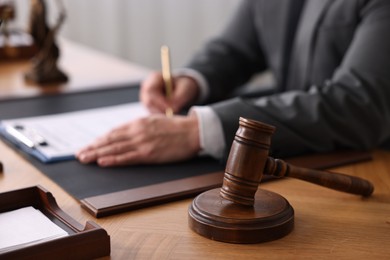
left=0, top=38, right=150, bottom=99
left=0, top=40, right=389, bottom=260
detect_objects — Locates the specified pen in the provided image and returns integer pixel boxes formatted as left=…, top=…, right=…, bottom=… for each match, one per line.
left=160, top=45, right=174, bottom=117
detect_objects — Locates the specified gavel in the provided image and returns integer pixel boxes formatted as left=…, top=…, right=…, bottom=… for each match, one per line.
left=220, top=117, right=374, bottom=206
left=189, top=117, right=374, bottom=244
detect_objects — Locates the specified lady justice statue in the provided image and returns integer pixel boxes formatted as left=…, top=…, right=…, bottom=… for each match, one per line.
left=25, top=0, right=68, bottom=84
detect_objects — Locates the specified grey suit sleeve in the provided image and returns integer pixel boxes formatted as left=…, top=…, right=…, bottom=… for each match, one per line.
left=212, top=1, right=390, bottom=160
left=186, top=0, right=267, bottom=103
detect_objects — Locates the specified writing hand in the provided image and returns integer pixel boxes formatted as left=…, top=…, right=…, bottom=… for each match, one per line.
left=140, top=72, right=200, bottom=114
left=76, top=114, right=200, bottom=167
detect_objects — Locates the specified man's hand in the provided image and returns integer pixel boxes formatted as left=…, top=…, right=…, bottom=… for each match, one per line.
left=140, top=72, right=200, bottom=114
left=76, top=114, right=201, bottom=167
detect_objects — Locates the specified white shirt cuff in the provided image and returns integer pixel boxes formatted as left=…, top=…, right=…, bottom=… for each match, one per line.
left=189, top=106, right=225, bottom=160
left=173, top=68, right=209, bottom=103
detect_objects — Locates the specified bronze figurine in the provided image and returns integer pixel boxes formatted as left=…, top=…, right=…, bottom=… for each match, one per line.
left=25, top=0, right=68, bottom=84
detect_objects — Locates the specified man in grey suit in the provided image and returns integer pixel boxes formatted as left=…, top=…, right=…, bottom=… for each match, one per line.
left=77, top=0, right=390, bottom=167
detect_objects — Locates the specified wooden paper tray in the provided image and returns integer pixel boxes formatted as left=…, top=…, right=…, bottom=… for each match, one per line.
left=0, top=185, right=110, bottom=260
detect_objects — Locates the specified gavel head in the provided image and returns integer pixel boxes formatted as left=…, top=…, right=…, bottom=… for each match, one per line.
left=220, top=117, right=275, bottom=206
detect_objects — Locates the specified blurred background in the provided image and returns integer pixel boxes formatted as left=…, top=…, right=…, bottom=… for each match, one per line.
left=10, top=0, right=241, bottom=69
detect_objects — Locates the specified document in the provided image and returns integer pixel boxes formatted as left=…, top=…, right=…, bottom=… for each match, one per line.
left=0, top=206, right=68, bottom=253
left=0, top=103, right=150, bottom=163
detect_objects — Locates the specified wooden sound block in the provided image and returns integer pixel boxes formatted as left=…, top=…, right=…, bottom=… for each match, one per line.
left=188, top=188, right=294, bottom=243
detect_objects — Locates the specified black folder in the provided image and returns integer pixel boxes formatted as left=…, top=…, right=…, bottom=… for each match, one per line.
left=0, top=86, right=226, bottom=217
left=0, top=85, right=372, bottom=217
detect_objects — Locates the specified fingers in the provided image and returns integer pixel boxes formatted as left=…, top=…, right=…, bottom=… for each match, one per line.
left=76, top=137, right=155, bottom=167
left=92, top=151, right=150, bottom=167
left=76, top=125, right=135, bottom=164
left=77, top=140, right=138, bottom=166
left=140, top=72, right=201, bottom=114
left=170, top=77, right=200, bottom=113
left=140, top=72, right=168, bottom=113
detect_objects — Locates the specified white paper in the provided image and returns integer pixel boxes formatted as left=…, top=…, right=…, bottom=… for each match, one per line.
left=0, top=206, right=68, bottom=253
left=0, top=102, right=150, bottom=161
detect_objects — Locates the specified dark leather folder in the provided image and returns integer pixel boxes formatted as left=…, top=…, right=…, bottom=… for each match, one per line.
left=0, top=86, right=372, bottom=217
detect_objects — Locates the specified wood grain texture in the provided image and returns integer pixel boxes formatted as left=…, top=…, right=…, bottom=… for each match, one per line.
left=2, top=139, right=390, bottom=259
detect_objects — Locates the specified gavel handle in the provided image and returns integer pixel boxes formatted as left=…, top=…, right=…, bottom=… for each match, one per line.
left=264, top=157, right=374, bottom=197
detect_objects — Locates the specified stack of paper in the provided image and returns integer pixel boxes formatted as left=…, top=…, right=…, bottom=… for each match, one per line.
left=0, top=206, right=69, bottom=253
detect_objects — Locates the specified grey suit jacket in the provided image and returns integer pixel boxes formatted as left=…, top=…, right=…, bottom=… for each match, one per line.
left=186, top=0, right=390, bottom=159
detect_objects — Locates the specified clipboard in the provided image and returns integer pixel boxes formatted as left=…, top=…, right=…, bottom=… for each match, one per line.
left=0, top=186, right=110, bottom=259
left=0, top=103, right=150, bottom=163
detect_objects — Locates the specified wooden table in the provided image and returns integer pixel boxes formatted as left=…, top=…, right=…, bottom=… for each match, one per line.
left=1, top=142, right=390, bottom=259
left=1, top=41, right=389, bottom=259
left=0, top=39, right=150, bottom=99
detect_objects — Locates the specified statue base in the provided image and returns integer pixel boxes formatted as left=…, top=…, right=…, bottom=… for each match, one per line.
left=25, top=67, right=68, bottom=85
left=188, top=188, right=294, bottom=243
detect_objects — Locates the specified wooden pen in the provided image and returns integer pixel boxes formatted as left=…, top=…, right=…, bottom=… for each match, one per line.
left=160, top=45, right=174, bottom=117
